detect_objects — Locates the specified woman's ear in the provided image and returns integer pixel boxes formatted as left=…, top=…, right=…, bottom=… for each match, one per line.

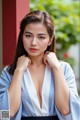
left=48, top=36, right=54, bottom=46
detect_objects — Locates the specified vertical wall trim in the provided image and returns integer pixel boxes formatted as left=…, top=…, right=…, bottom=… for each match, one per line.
left=0, top=0, right=2, bottom=72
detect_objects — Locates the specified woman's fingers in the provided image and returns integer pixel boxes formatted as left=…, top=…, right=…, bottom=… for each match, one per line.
left=43, top=51, right=50, bottom=65
left=17, top=55, right=31, bottom=71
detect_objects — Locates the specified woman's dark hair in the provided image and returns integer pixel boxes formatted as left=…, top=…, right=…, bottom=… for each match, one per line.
left=7, top=10, right=56, bottom=75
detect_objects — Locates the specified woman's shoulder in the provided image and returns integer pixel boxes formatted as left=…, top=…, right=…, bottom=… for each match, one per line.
left=59, top=61, right=74, bottom=74
left=59, top=61, right=71, bottom=68
left=1, top=66, right=9, bottom=73
left=59, top=61, right=75, bottom=79
left=0, top=66, right=12, bottom=79
left=0, top=66, right=12, bottom=89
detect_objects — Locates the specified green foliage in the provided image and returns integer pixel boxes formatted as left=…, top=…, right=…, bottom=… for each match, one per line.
left=30, top=0, right=80, bottom=67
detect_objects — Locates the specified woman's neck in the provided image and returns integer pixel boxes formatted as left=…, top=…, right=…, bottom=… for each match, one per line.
left=29, top=54, right=44, bottom=66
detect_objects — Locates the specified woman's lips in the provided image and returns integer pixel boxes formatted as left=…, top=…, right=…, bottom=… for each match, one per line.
left=29, top=48, right=38, bottom=52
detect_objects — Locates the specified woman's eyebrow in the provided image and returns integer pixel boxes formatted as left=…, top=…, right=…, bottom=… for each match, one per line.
left=38, top=33, right=47, bottom=36
left=24, top=31, right=32, bottom=34
left=24, top=31, right=47, bottom=35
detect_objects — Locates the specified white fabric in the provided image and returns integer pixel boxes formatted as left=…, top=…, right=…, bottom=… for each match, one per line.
left=23, top=65, right=51, bottom=116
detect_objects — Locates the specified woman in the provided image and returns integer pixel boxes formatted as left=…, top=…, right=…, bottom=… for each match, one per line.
left=0, top=10, right=80, bottom=120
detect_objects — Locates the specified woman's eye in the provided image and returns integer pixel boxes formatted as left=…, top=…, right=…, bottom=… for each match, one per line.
left=39, top=36, right=45, bottom=40
left=25, top=35, right=32, bottom=38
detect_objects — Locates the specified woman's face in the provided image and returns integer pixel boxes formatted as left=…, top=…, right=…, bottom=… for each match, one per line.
left=23, top=23, right=52, bottom=57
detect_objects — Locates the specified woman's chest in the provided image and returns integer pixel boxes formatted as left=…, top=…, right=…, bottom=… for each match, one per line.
left=28, top=65, right=45, bottom=92
left=22, top=65, right=55, bottom=115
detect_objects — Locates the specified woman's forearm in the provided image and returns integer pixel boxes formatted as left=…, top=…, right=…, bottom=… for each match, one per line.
left=8, top=68, right=23, bottom=117
left=8, top=56, right=31, bottom=117
left=53, top=65, right=70, bottom=115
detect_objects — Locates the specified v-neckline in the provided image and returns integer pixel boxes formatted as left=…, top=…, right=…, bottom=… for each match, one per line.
left=27, top=65, right=47, bottom=109
left=23, top=65, right=52, bottom=115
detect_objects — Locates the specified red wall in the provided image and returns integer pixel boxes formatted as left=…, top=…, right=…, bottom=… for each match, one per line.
left=2, top=0, right=29, bottom=66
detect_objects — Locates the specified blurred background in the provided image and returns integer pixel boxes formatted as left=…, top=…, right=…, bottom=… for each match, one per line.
left=30, top=0, right=80, bottom=94
left=0, top=0, right=80, bottom=94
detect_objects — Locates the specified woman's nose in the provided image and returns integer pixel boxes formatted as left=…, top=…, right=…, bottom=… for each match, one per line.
left=31, top=38, right=37, bottom=45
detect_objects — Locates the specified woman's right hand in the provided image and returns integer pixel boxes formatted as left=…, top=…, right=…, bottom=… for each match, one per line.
left=16, top=55, right=31, bottom=72
left=8, top=55, right=31, bottom=117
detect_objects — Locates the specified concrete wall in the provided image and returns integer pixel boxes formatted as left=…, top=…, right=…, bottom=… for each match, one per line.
left=0, top=0, right=2, bottom=72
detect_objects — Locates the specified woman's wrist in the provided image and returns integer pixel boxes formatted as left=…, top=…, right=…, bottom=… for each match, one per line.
left=15, top=67, right=24, bottom=74
left=52, top=62, right=62, bottom=71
